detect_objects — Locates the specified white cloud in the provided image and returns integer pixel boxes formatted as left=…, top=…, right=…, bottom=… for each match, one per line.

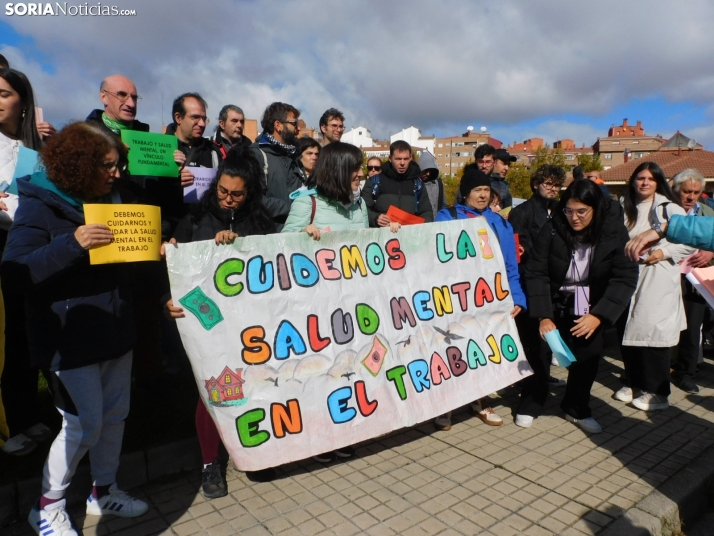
left=3, top=0, right=714, bottom=142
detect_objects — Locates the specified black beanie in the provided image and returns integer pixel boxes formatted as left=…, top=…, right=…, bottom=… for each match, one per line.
left=459, top=167, right=492, bottom=199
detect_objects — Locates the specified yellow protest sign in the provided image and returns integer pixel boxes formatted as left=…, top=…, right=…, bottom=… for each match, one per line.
left=84, top=204, right=161, bottom=264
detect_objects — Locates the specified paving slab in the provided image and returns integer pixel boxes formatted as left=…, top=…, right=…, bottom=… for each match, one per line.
left=3, top=355, right=714, bottom=535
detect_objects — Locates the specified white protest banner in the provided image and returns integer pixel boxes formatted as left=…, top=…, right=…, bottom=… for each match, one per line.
left=166, top=217, right=532, bottom=471
left=183, top=166, right=218, bottom=203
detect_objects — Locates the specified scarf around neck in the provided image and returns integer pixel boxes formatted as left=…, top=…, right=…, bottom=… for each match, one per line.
left=102, top=112, right=130, bottom=135
left=264, top=132, right=296, bottom=154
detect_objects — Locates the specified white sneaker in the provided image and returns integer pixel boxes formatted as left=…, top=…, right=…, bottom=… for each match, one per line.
left=86, top=484, right=148, bottom=518
left=23, top=423, right=53, bottom=443
left=613, top=386, right=633, bottom=403
left=514, top=415, right=534, bottom=428
left=28, top=500, right=78, bottom=536
left=632, top=392, right=669, bottom=411
left=551, top=355, right=558, bottom=366
left=1, top=433, right=37, bottom=456
left=565, top=414, right=602, bottom=434
left=470, top=400, right=503, bottom=426
left=434, top=412, right=452, bottom=431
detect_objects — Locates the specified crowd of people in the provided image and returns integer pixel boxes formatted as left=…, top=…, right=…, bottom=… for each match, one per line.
left=1, top=58, right=713, bottom=536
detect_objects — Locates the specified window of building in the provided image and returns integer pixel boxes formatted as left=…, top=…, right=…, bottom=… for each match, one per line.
left=438, top=143, right=443, bottom=148
left=612, top=141, right=620, bottom=145
left=226, top=388, right=232, bottom=396
left=566, top=154, right=573, bottom=159
left=604, top=154, right=612, bottom=160
left=632, top=141, right=639, bottom=145
left=225, top=374, right=232, bottom=384
left=636, top=153, right=644, bottom=158
left=358, top=131, right=362, bottom=136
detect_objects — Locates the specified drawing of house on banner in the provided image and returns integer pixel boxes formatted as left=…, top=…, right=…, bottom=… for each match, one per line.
left=205, top=366, right=245, bottom=406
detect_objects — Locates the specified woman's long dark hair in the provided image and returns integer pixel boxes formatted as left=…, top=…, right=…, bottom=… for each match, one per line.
left=554, top=179, right=606, bottom=248
left=192, top=148, right=274, bottom=234
left=0, top=68, right=42, bottom=150
left=623, top=161, right=680, bottom=230
left=312, top=141, right=362, bottom=205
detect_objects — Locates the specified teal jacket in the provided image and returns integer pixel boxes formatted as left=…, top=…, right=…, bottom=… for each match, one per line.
left=667, top=213, right=714, bottom=251
left=282, top=192, right=369, bottom=233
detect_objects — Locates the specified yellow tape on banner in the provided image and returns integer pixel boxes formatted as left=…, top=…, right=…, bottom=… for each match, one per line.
left=84, top=204, right=162, bottom=264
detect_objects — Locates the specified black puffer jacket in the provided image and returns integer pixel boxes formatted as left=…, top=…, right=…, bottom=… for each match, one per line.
left=525, top=204, right=638, bottom=326
left=173, top=195, right=276, bottom=244
left=250, top=134, right=305, bottom=227
left=508, top=194, right=554, bottom=273
left=361, top=161, right=433, bottom=226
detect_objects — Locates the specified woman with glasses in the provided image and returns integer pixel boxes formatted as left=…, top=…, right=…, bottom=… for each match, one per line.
left=524, top=180, right=638, bottom=433
left=2, top=122, right=149, bottom=535
left=164, top=148, right=275, bottom=497
left=615, top=162, right=692, bottom=411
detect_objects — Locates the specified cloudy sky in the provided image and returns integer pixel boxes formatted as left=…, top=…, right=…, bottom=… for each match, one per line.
left=2, top=0, right=714, bottom=148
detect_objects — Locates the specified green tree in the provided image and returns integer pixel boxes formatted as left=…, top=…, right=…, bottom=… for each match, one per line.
left=531, top=145, right=567, bottom=170
left=442, top=175, right=460, bottom=206
left=576, top=153, right=604, bottom=173
left=506, top=162, right=533, bottom=200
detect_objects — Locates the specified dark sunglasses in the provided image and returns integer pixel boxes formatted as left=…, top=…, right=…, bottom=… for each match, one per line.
left=367, top=166, right=381, bottom=171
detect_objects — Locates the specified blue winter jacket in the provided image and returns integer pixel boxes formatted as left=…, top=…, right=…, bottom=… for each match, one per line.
left=666, top=214, right=714, bottom=251
left=1, top=177, right=137, bottom=371
left=435, top=204, right=527, bottom=309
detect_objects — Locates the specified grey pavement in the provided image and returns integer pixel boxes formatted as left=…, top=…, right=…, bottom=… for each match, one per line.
left=3, top=355, right=714, bottom=536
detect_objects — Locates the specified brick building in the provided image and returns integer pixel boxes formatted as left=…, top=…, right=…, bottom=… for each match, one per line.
left=592, top=119, right=664, bottom=169
left=434, top=130, right=502, bottom=176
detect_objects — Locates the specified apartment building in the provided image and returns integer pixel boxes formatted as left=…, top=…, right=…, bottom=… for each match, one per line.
left=592, top=119, right=664, bottom=169
left=433, top=130, right=502, bottom=175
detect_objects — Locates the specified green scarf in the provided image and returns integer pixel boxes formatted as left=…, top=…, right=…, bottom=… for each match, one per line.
left=28, top=171, right=87, bottom=213
left=101, top=112, right=130, bottom=135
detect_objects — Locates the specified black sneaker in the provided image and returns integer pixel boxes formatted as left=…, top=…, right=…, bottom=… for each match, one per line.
left=312, top=452, right=336, bottom=463
left=246, top=468, right=276, bottom=482
left=548, top=376, right=566, bottom=387
left=201, top=462, right=227, bottom=499
left=674, top=376, right=700, bottom=394
left=335, top=446, right=355, bottom=459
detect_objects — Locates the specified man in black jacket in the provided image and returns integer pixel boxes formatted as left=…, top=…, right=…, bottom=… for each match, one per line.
left=86, top=75, right=150, bottom=135
left=250, top=102, right=304, bottom=228
left=509, top=165, right=566, bottom=424
left=491, top=148, right=516, bottom=208
left=212, top=105, right=252, bottom=159
left=361, top=140, right=433, bottom=227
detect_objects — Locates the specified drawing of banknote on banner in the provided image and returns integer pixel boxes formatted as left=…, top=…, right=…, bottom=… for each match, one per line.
left=165, top=217, right=533, bottom=471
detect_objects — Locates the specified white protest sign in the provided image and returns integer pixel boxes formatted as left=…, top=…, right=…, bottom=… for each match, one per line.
left=183, top=166, right=218, bottom=203
left=166, top=217, right=532, bottom=471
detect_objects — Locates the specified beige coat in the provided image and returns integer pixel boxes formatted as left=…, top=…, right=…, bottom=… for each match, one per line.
left=622, top=193, right=694, bottom=347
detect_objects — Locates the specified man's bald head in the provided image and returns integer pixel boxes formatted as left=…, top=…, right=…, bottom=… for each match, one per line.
left=100, top=74, right=139, bottom=123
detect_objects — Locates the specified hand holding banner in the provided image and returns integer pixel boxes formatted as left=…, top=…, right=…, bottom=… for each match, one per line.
left=84, top=204, right=162, bottom=264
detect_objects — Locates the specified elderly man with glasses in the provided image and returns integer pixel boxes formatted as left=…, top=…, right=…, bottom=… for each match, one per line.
left=87, top=75, right=149, bottom=136
left=250, top=101, right=305, bottom=229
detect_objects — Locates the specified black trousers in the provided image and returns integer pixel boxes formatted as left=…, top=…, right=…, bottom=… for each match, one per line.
left=675, top=277, right=705, bottom=379
left=516, top=315, right=552, bottom=417
left=0, top=281, right=40, bottom=435
left=561, top=355, right=600, bottom=420
left=621, top=345, right=672, bottom=397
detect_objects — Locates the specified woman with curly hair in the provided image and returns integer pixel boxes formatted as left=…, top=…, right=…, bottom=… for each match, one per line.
left=2, top=122, right=148, bottom=536
left=164, top=148, right=275, bottom=497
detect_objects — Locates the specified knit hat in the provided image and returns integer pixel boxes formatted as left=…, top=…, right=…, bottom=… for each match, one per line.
left=459, top=167, right=491, bottom=198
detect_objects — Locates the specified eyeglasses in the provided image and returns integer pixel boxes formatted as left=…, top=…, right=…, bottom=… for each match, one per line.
left=367, top=166, right=381, bottom=171
left=541, top=181, right=561, bottom=190
left=216, top=184, right=246, bottom=202
left=101, top=160, right=126, bottom=174
left=187, top=114, right=210, bottom=124
left=563, top=207, right=592, bottom=218
left=327, top=123, right=345, bottom=131
left=103, top=90, right=141, bottom=103
left=282, top=120, right=299, bottom=128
